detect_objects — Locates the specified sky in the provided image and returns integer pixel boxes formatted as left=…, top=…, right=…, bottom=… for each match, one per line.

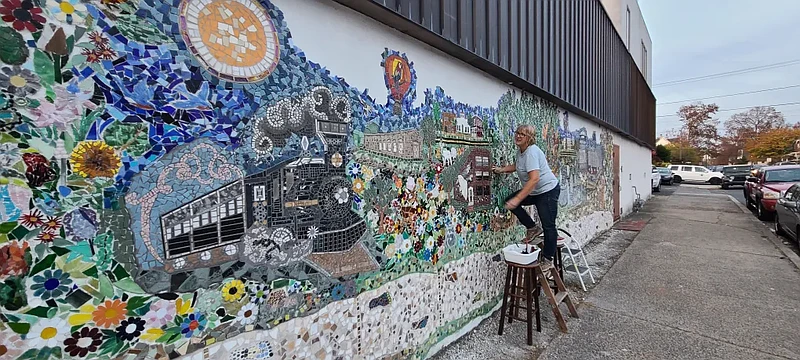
left=638, top=0, right=800, bottom=139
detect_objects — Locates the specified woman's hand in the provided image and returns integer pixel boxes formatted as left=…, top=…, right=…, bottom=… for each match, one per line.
left=504, top=197, right=521, bottom=210
left=492, top=166, right=505, bottom=174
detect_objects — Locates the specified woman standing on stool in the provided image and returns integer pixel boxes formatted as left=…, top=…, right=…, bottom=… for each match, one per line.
left=492, top=124, right=561, bottom=272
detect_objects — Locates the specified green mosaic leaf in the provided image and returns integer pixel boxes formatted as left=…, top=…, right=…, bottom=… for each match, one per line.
left=102, top=121, right=149, bottom=157
left=0, top=27, right=28, bottom=65
left=25, top=306, right=55, bottom=318
left=98, top=273, right=114, bottom=298
left=7, top=322, right=29, bottom=334
left=33, top=50, right=55, bottom=86
left=126, top=296, right=150, bottom=313
left=9, top=225, right=29, bottom=240
left=113, top=277, right=146, bottom=294
left=29, top=254, right=56, bottom=276
left=115, top=14, right=174, bottom=45
left=0, top=222, right=16, bottom=233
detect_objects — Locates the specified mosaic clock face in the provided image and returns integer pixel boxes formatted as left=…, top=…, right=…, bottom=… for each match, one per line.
left=179, top=0, right=280, bottom=82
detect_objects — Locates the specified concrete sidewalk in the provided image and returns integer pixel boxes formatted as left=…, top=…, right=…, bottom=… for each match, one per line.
left=540, top=186, right=800, bottom=359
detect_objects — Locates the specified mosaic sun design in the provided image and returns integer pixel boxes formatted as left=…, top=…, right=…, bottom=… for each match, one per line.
left=179, top=0, right=281, bottom=82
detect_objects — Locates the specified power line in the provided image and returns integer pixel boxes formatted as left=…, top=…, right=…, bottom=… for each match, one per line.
left=656, top=101, right=800, bottom=118
left=657, top=84, right=800, bottom=105
left=654, top=59, right=800, bottom=87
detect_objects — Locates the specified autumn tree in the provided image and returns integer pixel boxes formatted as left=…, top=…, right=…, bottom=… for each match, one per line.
left=655, top=145, right=672, bottom=163
left=745, top=128, right=800, bottom=162
left=677, top=103, right=720, bottom=159
left=666, top=140, right=700, bottom=164
left=724, top=106, right=785, bottom=148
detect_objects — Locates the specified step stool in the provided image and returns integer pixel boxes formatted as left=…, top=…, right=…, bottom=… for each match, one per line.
left=498, top=260, right=579, bottom=342
left=539, top=229, right=596, bottom=292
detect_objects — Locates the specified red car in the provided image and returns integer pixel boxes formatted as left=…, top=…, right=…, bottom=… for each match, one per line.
left=745, top=165, right=800, bottom=220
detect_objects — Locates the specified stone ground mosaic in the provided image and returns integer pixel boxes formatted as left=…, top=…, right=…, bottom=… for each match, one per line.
left=0, top=0, right=615, bottom=358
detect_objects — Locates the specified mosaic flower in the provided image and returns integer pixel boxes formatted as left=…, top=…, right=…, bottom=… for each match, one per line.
left=92, top=299, right=128, bottom=328
left=0, top=329, right=25, bottom=359
left=175, top=297, right=193, bottom=316
left=43, top=216, right=61, bottom=231
left=63, top=207, right=97, bottom=241
left=0, top=66, right=40, bottom=97
left=383, top=243, right=396, bottom=258
left=179, top=312, right=207, bottom=338
left=0, top=0, right=45, bottom=32
left=36, top=231, right=57, bottom=243
left=19, top=209, right=44, bottom=228
left=21, top=152, right=55, bottom=187
left=235, top=303, right=258, bottom=326
left=347, top=163, right=361, bottom=177
left=362, top=167, right=375, bottom=182
left=352, top=178, right=365, bottom=195
left=306, top=226, right=319, bottom=240
left=246, top=283, right=270, bottom=305
left=115, top=317, right=145, bottom=341
left=330, top=284, right=345, bottom=301
left=31, top=268, right=72, bottom=300
left=46, top=0, right=85, bottom=25
left=221, top=279, right=245, bottom=302
left=70, top=141, right=121, bottom=178
left=63, top=326, right=102, bottom=358
left=68, top=304, right=96, bottom=327
left=0, top=143, right=19, bottom=167
left=334, top=187, right=349, bottom=204
left=142, top=299, right=175, bottom=328
left=26, top=318, right=70, bottom=348
left=30, top=85, right=96, bottom=130
left=422, top=248, right=432, bottom=261
left=0, top=240, right=29, bottom=279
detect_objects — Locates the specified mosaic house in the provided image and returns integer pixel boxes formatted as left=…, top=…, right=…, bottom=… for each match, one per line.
left=0, top=0, right=652, bottom=358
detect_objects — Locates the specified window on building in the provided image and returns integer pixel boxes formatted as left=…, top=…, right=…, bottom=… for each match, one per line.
left=626, top=6, right=631, bottom=48
left=161, top=181, right=246, bottom=259
left=641, top=42, right=648, bottom=78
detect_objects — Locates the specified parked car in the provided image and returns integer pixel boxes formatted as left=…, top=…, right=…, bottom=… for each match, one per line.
left=667, top=164, right=725, bottom=185
left=745, top=165, right=800, bottom=220
left=656, top=167, right=674, bottom=185
left=743, top=166, right=763, bottom=207
left=720, top=165, right=752, bottom=189
left=651, top=167, right=661, bottom=192
left=775, top=183, right=800, bottom=243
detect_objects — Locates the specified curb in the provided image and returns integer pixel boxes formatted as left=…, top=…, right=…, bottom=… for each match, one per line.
left=726, top=194, right=800, bottom=271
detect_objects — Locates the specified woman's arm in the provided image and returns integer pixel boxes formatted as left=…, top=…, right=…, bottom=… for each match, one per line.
left=492, top=163, right=516, bottom=174
left=505, top=170, right=540, bottom=209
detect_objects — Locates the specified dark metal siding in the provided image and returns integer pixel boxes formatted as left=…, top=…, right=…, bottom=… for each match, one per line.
left=335, top=0, right=656, bottom=148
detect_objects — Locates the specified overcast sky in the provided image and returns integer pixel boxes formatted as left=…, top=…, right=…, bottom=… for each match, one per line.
left=638, top=0, right=800, bottom=138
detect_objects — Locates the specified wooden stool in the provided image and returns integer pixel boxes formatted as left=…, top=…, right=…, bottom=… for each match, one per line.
left=498, top=261, right=541, bottom=345
left=499, top=260, right=580, bottom=340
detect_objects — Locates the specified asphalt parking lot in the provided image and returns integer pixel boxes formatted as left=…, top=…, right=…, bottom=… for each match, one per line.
left=655, top=182, right=800, bottom=257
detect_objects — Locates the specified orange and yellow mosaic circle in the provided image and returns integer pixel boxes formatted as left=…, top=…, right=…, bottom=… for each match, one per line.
left=179, top=0, right=280, bottom=82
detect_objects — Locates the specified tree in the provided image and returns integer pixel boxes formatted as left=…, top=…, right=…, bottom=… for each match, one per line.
left=677, top=103, right=720, bottom=159
left=745, top=128, right=800, bottom=162
left=724, top=106, right=785, bottom=148
left=666, top=140, right=700, bottom=164
left=715, top=136, right=743, bottom=165
left=655, top=145, right=672, bottom=163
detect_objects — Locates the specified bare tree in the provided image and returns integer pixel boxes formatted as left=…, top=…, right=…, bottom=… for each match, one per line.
left=677, top=102, right=720, bottom=160
left=724, top=106, right=785, bottom=148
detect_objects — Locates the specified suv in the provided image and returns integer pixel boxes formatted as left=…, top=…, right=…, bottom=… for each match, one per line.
left=720, top=165, right=752, bottom=189
left=668, top=165, right=725, bottom=185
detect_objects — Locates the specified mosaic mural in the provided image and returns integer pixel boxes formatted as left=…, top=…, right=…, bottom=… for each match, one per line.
left=0, top=0, right=615, bottom=358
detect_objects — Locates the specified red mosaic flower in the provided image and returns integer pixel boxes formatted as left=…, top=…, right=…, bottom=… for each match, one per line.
left=19, top=209, right=44, bottom=228
left=22, top=152, right=55, bottom=187
left=0, top=0, right=45, bottom=32
left=37, top=231, right=56, bottom=243
left=0, top=240, right=29, bottom=279
left=43, top=216, right=61, bottom=231
left=87, top=32, right=108, bottom=47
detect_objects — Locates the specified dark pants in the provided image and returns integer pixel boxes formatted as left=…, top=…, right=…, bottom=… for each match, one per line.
left=505, top=184, right=560, bottom=260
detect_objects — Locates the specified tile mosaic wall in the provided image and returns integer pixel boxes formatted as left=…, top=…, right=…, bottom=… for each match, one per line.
left=0, top=0, right=615, bottom=358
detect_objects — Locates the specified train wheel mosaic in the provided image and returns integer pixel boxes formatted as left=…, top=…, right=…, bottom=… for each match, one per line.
left=0, top=0, right=615, bottom=358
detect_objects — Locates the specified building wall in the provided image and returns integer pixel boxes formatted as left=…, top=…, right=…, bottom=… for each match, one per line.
left=0, top=0, right=652, bottom=359
left=601, top=0, right=654, bottom=85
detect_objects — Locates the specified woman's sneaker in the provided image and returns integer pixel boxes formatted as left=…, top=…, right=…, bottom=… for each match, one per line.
left=524, top=225, right=544, bottom=245
left=539, top=258, right=554, bottom=273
